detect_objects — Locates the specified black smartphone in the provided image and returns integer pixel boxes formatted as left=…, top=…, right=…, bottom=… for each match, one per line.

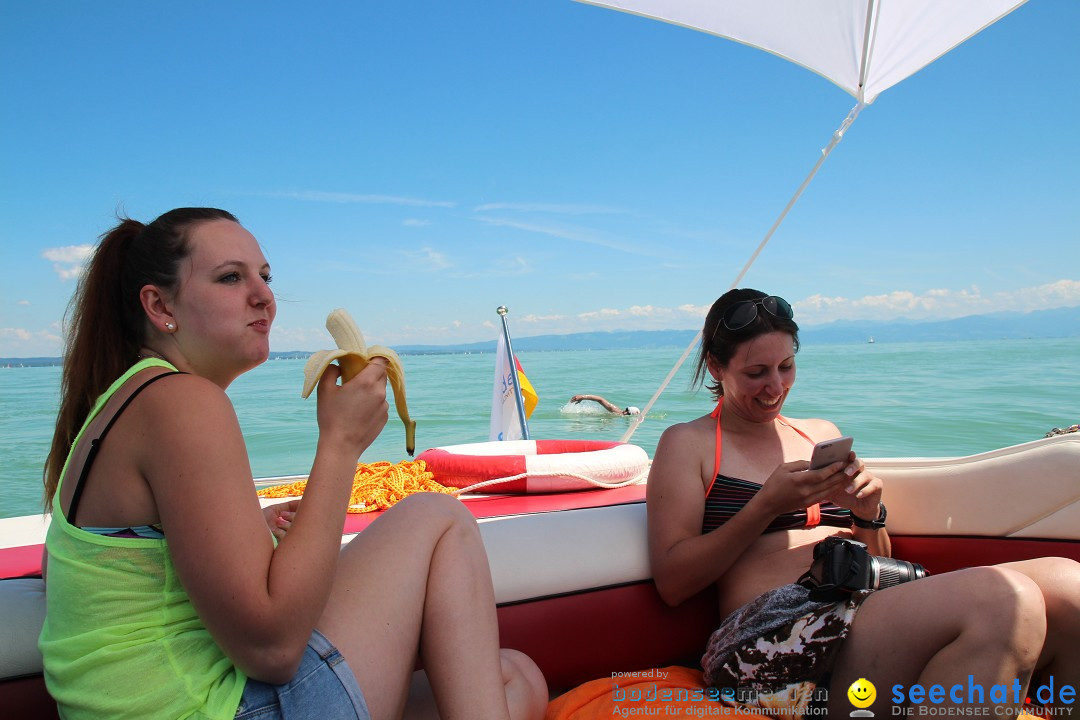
left=808, top=436, right=854, bottom=470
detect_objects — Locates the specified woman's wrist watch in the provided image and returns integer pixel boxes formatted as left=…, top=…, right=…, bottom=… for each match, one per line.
left=851, top=502, right=887, bottom=529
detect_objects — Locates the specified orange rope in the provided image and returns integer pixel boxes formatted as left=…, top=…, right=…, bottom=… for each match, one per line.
left=257, top=460, right=454, bottom=513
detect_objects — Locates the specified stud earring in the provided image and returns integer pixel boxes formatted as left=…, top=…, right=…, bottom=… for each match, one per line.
left=165, top=322, right=176, bottom=331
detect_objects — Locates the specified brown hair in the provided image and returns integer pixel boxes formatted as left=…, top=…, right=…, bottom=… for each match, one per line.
left=43, top=208, right=238, bottom=508
left=692, top=288, right=800, bottom=401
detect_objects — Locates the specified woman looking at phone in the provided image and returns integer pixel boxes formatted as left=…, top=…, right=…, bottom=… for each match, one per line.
left=38, top=208, right=547, bottom=720
left=647, top=288, right=1079, bottom=715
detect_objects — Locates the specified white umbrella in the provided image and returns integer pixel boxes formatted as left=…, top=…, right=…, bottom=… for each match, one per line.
left=578, top=0, right=1027, bottom=104
left=574, top=0, right=1032, bottom=439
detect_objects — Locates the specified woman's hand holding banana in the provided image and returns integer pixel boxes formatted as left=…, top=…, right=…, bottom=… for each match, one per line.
left=302, top=309, right=417, bottom=455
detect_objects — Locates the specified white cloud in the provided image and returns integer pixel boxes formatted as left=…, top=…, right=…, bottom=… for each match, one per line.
left=405, top=247, right=453, bottom=271
left=269, top=326, right=336, bottom=350
left=42, top=244, right=94, bottom=281
left=491, top=256, right=532, bottom=275
left=795, top=280, right=1080, bottom=325
left=572, top=303, right=707, bottom=328
left=1, top=328, right=32, bottom=341
left=519, top=313, right=566, bottom=323
left=42, top=245, right=93, bottom=263
left=1025, top=279, right=1080, bottom=306
left=17, top=300, right=30, bottom=306
left=0, top=327, right=63, bottom=357
left=577, top=307, right=621, bottom=320
left=506, top=282, right=1080, bottom=338
left=566, top=304, right=704, bottom=332
left=474, top=216, right=654, bottom=256
left=290, top=281, right=1080, bottom=349
left=272, top=190, right=456, bottom=208
left=677, top=303, right=710, bottom=318
left=473, top=202, right=623, bottom=215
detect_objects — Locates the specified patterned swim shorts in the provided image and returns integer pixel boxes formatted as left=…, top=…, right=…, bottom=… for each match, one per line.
left=701, top=583, right=871, bottom=719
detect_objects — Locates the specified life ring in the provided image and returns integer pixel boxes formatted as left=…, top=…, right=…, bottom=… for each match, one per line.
left=416, top=439, right=651, bottom=494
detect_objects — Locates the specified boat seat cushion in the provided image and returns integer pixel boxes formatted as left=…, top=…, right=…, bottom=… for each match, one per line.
left=0, top=578, right=45, bottom=679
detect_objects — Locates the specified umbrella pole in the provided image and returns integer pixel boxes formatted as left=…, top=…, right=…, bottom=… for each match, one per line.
left=729, top=101, right=865, bottom=288
left=621, top=101, right=866, bottom=444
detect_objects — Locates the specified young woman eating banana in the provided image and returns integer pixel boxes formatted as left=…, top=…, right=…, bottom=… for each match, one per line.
left=40, top=207, right=547, bottom=720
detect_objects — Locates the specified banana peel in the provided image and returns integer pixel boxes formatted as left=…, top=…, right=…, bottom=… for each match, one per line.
left=302, top=309, right=416, bottom=455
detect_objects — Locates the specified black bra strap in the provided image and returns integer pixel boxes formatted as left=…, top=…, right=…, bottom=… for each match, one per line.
left=67, top=371, right=185, bottom=526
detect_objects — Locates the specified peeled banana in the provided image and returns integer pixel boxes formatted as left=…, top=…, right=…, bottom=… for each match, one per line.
left=302, top=309, right=417, bottom=455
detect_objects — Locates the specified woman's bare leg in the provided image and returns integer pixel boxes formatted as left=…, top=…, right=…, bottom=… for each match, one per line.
left=403, top=670, right=438, bottom=720
left=827, top=566, right=1046, bottom=716
left=403, top=651, right=546, bottom=720
left=499, top=649, right=549, bottom=720
left=998, top=557, right=1080, bottom=705
left=316, top=493, right=547, bottom=720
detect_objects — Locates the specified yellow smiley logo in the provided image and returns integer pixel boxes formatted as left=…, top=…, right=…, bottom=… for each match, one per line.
left=847, top=678, right=876, bottom=709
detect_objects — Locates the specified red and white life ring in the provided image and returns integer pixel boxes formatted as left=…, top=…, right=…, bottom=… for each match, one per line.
left=416, top=439, right=651, bottom=494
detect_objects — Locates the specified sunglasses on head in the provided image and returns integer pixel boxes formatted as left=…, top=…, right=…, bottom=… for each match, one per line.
left=720, top=295, right=794, bottom=332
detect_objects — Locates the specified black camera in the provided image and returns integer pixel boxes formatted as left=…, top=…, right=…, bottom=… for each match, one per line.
left=799, top=537, right=927, bottom=601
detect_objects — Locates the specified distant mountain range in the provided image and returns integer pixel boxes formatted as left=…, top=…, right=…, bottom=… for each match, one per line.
left=3, top=306, right=1077, bottom=366
left=395, top=329, right=699, bottom=355
left=799, top=305, right=1080, bottom=345
left=391, top=305, right=1080, bottom=354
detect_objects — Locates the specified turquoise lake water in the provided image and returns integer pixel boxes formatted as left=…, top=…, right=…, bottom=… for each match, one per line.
left=2, top=337, right=1077, bottom=519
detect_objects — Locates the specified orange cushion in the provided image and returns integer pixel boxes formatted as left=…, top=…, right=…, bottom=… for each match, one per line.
left=545, top=665, right=757, bottom=719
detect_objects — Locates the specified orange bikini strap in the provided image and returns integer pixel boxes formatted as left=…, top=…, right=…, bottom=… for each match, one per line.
left=707, top=399, right=822, bottom=527
left=776, top=418, right=822, bottom=526
left=776, top=416, right=814, bottom=444
left=705, top=399, right=724, bottom=496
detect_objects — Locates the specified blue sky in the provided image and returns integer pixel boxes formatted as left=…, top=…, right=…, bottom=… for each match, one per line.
left=1, top=1, right=1077, bottom=357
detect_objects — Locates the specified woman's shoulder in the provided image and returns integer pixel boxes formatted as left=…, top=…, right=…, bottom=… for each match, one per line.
left=126, top=368, right=236, bottom=424
left=655, top=414, right=715, bottom=459
left=123, top=370, right=248, bottom=482
left=782, top=415, right=842, bottom=442
left=660, top=413, right=715, bottom=440
left=130, top=366, right=223, bottom=395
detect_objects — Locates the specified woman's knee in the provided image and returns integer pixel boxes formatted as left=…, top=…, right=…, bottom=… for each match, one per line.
left=1028, top=557, right=1080, bottom=614
left=500, top=649, right=548, bottom=720
left=393, top=492, right=476, bottom=531
left=966, top=566, right=1045, bottom=617
left=500, top=648, right=544, bottom=687
left=1029, top=556, right=1080, bottom=586
left=960, top=567, right=1046, bottom=657
left=1047, top=556, right=1080, bottom=577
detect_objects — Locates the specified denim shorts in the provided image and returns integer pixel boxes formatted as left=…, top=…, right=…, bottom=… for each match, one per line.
left=235, top=629, right=371, bottom=719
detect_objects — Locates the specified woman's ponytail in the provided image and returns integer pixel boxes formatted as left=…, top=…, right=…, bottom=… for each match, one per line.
left=43, top=208, right=237, bottom=508
left=43, top=219, right=145, bottom=506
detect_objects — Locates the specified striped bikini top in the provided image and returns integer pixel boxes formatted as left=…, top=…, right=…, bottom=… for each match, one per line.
left=702, top=398, right=852, bottom=534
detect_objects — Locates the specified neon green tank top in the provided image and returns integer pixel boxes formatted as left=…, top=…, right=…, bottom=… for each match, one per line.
left=38, top=359, right=246, bottom=719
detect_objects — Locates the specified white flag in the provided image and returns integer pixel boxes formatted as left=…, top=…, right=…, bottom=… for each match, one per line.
left=490, top=334, right=522, bottom=441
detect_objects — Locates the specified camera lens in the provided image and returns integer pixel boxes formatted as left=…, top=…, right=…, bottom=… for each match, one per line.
left=869, top=556, right=928, bottom=589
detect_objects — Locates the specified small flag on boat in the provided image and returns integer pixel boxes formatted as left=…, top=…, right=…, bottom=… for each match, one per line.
left=490, top=332, right=537, bottom=441
left=516, top=355, right=539, bottom=418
